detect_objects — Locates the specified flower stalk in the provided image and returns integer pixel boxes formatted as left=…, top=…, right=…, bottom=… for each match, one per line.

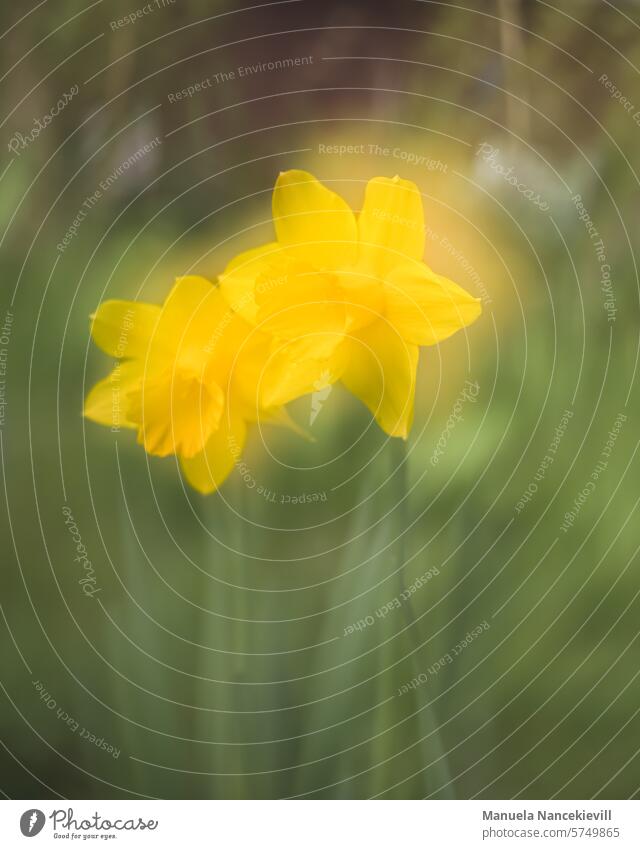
left=390, top=438, right=453, bottom=798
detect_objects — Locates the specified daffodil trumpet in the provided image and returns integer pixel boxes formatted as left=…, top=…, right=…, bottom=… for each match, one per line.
left=84, top=276, right=293, bottom=494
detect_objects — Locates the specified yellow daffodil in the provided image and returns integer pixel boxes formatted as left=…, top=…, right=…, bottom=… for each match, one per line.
left=220, top=170, right=482, bottom=438
left=84, top=275, right=285, bottom=494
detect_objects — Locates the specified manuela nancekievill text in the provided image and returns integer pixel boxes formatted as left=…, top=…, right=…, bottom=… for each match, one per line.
left=483, top=809, right=612, bottom=821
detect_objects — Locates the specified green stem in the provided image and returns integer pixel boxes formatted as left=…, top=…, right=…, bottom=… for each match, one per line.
left=230, top=474, right=248, bottom=681
left=389, top=438, right=454, bottom=798
left=228, top=473, right=250, bottom=799
left=204, top=480, right=250, bottom=800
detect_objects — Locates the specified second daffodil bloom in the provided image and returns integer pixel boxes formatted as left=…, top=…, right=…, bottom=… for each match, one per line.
left=219, top=170, right=482, bottom=438
left=84, top=276, right=288, bottom=494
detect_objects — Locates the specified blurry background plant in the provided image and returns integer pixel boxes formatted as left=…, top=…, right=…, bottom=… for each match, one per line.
left=1, top=0, right=639, bottom=799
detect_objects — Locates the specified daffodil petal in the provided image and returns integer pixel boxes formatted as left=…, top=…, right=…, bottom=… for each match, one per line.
left=273, top=170, right=357, bottom=267
left=90, top=301, right=161, bottom=358
left=338, top=268, right=385, bottom=331
left=255, top=262, right=346, bottom=339
left=341, top=320, right=418, bottom=438
left=180, top=412, right=247, bottom=495
left=154, top=275, right=232, bottom=357
left=260, top=336, right=349, bottom=408
left=84, top=361, right=142, bottom=429
left=219, top=242, right=282, bottom=324
left=358, top=176, right=425, bottom=276
left=129, top=371, right=225, bottom=459
left=385, top=263, right=482, bottom=345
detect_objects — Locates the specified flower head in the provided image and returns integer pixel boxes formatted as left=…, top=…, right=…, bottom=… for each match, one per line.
left=219, top=170, right=481, bottom=438
left=84, top=275, right=285, bottom=494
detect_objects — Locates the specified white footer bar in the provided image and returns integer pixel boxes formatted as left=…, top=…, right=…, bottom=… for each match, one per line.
left=0, top=800, right=638, bottom=848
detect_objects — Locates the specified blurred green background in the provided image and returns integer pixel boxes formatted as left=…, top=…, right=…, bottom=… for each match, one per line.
left=1, top=0, right=639, bottom=799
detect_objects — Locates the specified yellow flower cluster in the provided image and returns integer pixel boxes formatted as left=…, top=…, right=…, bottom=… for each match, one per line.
left=85, top=171, right=481, bottom=493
